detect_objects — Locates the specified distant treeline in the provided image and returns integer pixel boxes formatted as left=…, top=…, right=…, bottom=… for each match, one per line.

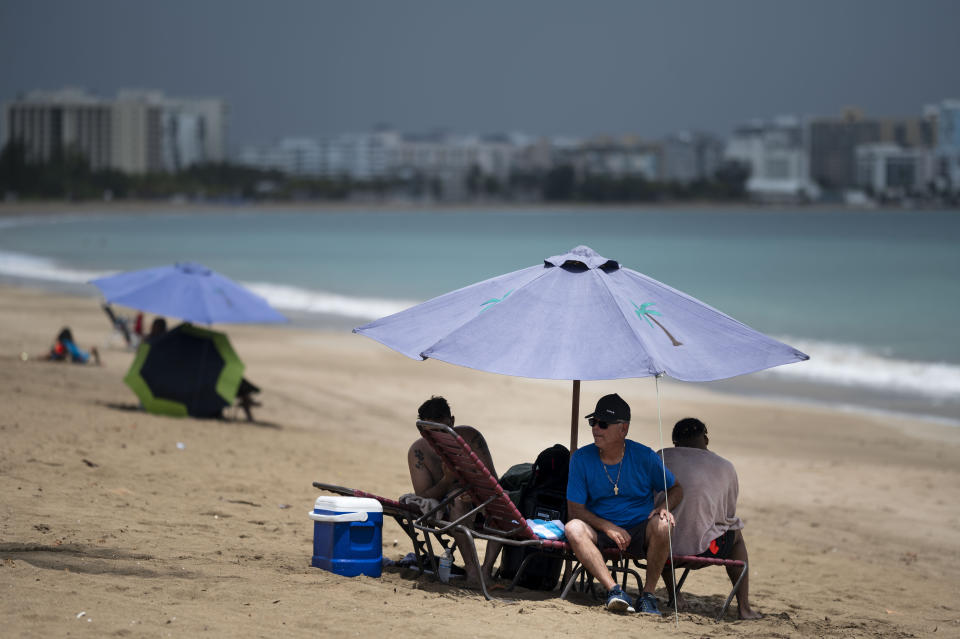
left=0, top=140, right=749, bottom=204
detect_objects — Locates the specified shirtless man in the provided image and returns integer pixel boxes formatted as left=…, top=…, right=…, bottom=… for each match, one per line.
left=407, top=396, right=500, bottom=585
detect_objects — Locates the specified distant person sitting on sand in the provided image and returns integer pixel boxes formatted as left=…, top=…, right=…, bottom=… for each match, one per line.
left=145, top=317, right=167, bottom=343
left=407, top=396, right=501, bottom=586
left=658, top=417, right=760, bottom=619
left=42, top=327, right=101, bottom=365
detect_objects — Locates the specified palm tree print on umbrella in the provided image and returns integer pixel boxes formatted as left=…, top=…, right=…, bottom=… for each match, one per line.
left=633, top=301, right=683, bottom=347
left=480, top=289, right=513, bottom=312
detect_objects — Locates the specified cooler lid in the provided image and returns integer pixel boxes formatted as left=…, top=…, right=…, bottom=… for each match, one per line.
left=313, top=495, right=383, bottom=514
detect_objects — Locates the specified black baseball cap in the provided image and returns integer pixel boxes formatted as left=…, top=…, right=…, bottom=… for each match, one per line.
left=585, top=393, right=631, bottom=423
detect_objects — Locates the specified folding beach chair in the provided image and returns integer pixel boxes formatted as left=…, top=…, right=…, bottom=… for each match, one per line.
left=558, top=552, right=747, bottom=621
left=556, top=532, right=747, bottom=620
left=312, top=481, right=452, bottom=577
left=664, top=554, right=748, bottom=621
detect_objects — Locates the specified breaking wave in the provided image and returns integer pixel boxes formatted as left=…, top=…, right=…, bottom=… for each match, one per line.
left=0, top=250, right=109, bottom=283
left=245, top=282, right=415, bottom=321
left=760, top=337, right=960, bottom=401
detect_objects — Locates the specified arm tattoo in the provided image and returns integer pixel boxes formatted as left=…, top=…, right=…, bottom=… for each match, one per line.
left=413, top=448, right=425, bottom=469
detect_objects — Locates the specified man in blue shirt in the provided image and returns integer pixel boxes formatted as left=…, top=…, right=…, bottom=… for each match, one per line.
left=566, top=394, right=683, bottom=616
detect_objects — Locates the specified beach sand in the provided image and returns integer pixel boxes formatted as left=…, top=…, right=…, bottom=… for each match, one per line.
left=1, top=283, right=958, bottom=638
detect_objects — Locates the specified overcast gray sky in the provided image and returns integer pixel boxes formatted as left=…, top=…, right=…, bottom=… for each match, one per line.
left=2, top=0, right=958, bottom=150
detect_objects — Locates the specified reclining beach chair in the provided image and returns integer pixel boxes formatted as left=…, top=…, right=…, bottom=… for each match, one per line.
left=311, top=481, right=452, bottom=577
left=101, top=303, right=134, bottom=347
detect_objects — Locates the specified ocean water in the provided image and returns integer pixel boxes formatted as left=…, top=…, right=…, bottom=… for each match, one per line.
left=1, top=205, right=958, bottom=423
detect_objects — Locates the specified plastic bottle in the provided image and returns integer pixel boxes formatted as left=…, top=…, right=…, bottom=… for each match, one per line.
left=438, top=549, right=453, bottom=583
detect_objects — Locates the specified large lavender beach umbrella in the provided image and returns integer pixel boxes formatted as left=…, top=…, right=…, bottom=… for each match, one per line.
left=355, top=245, right=808, bottom=449
left=90, top=262, right=287, bottom=325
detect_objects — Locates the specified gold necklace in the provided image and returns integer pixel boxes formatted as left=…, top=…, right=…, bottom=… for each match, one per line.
left=601, top=452, right=624, bottom=495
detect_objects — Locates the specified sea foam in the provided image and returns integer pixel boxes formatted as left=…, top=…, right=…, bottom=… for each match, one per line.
left=0, top=250, right=109, bottom=284
left=245, top=282, right=415, bottom=321
left=759, top=337, right=960, bottom=400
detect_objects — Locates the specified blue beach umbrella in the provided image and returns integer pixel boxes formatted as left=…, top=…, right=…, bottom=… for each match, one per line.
left=90, top=261, right=287, bottom=325
left=355, top=245, right=808, bottom=449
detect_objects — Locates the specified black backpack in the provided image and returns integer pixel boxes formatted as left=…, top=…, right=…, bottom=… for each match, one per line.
left=499, top=444, right=570, bottom=590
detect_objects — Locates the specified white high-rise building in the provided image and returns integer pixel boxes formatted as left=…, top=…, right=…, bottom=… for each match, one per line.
left=855, top=143, right=932, bottom=196
left=3, top=88, right=113, bottom=170
left=725, top=116, right=820, bottom=201
left=113, top=90, right=227, bottom=173
left=660, top=131, right=724, bottom=183
left=3, top=88, right=227, bottom=174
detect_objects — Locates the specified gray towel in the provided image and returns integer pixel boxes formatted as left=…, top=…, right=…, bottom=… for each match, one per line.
left=399, top=493, right=440, bottom=516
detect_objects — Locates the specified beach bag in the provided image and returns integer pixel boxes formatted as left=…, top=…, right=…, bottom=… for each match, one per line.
left=499, top=444, right=570, bottom=590
left=499, top=462, right=534, bottom=506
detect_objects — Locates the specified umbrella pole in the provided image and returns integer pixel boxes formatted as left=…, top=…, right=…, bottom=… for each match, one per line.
left=655, top=374, right=680, bottom=629
left=569, top=380, right=580, bottom=452
left=561, top=379, right=581, bottom=589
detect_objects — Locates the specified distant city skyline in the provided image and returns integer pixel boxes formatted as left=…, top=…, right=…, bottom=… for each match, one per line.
left=2, top=0, right=959, bottom=150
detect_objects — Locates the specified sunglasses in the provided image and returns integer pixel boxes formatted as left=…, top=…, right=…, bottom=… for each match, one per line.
left=588, top=418, right=621, bottom=429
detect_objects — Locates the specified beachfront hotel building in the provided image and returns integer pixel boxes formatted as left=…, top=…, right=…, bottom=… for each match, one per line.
left=659, top=131, right=724, bottom=184
left=2, top=88, right=227, bottom=174
left=2, top=88, right=113, bottom=170
left=855, top=143, right=932, bottom=197
left=724, top=116, right=820, bottom=202
left=807, top=107, right=933, bottom=191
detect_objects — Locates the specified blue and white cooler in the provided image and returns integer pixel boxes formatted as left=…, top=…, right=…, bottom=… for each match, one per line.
left=309, top=496, right=383, bottom=577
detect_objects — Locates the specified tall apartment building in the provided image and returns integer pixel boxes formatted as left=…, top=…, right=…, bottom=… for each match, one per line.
left=808, top=107, right=932, bottom=190
left=110, top=91, right=163, bottom=173
left=3, top=88, right=226, bottom=174
left=725, top=116, right=819, bottom=201
left=3, top=88, right=113, bottom=169
left=855, top=144, right=931, bottom=196
left=660, top=131, right=724, bottom=183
